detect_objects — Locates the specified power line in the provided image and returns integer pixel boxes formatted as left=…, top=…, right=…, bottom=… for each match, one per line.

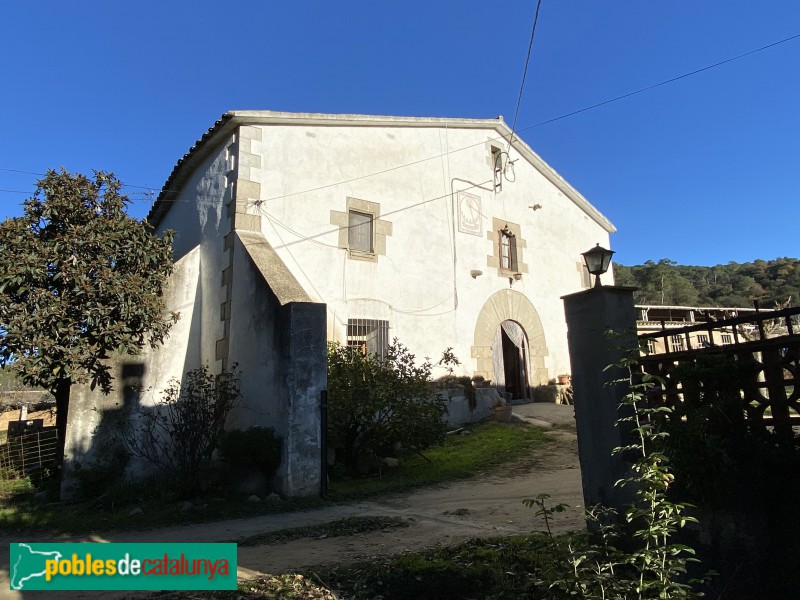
left=510, top=0, right=544, bottom=145
left=0, top=29, right=798, bottom=204
left=258, top=179, right=493, bottom=251
left=528, top=31, right=800, bottom=130
left=158, top=30, right=800, bottom=203
left=0, top=167, right=159, bottom=196
left=0, top=168, right=41, bottom=177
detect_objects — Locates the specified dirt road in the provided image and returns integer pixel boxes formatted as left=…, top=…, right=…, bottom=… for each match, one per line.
left=2, top=417, right=584, bottom=598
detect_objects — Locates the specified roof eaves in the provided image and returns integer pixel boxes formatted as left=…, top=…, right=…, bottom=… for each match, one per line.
left=148, top=111, right=616, bottom=234
left=501, top=125, right=616, bottom=234
left=147, top=114, right=236, bottom=226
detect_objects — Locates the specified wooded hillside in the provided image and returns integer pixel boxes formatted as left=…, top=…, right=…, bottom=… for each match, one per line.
left=614, top=257, right=800, bottom=308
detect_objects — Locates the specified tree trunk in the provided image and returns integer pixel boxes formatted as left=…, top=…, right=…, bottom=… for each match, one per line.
left=54, top=377, right=72, bottom=472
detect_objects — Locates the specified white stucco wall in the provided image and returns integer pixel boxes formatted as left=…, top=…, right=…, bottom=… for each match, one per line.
left=61, top=245, right=202, bottom=496
left=156, top=141, right=231, bottom=372
left=240, top=122, right=612, bottom=384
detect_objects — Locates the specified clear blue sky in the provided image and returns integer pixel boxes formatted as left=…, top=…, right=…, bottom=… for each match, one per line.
left=1, top=1, right=798, bottom=266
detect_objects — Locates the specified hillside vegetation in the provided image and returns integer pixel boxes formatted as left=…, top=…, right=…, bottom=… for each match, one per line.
left=614, top=257, right=800, bottom=308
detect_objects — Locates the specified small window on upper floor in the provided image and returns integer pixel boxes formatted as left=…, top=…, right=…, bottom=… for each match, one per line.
left=348, top=210, right=373, bottom=253
left=499, top=225, right=518, bottom=272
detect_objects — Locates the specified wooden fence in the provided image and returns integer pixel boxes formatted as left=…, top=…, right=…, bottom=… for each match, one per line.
left=637, top=306, right=800, bottom=441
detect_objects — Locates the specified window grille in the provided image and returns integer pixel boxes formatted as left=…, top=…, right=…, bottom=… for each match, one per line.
left=670, top=334, right=686, bottom=352
left=346, top=319, right=389, bottom=359
left=721, top=333, right=733, bottom=345
left=696, top=334, right=710, bottom=348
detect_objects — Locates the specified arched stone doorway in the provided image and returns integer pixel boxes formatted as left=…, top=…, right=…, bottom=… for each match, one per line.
left=472, top=289, right=549, bottom=395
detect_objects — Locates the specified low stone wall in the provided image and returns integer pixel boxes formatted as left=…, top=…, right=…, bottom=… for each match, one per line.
left=442, top=387, right=503, bottom=427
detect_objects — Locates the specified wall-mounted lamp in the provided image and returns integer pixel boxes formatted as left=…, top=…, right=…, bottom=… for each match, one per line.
left=581, top=243, right=615, bottom=288
left=470, top=269, right=483, bottom=279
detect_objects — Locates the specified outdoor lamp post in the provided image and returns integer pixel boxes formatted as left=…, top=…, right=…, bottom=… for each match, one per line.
left=582, top=243, right=615, bottom=288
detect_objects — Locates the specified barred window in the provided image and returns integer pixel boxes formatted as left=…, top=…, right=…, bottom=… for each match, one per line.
left=346, top=319, right=389, bottom=359
left=670, top=335, right=686, bottom=352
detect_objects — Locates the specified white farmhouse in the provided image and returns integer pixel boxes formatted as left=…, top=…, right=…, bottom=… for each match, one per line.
left=63, top=111, right=615, bottom=498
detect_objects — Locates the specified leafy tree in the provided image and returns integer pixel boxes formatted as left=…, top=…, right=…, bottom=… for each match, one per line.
left=327, top=339, right=447, bottom=474
left=0, top=169, right=176, bottom=468
left=617, top=256, right=800, bottom=308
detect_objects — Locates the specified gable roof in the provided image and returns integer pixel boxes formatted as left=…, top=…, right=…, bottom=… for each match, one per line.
left=149, top=110, right=616, bottom=233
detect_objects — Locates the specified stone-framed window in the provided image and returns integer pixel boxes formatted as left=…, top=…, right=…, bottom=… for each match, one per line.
left=499, top=225, right=518, bottom=272
left=330, top=197, right=393, bottom=262
left=486, top=218, right=527, bottom=277
left=348, top=210, right=373, bottom=253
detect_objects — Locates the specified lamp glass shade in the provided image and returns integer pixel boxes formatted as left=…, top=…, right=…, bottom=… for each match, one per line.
left=582, top=244, right=615, bottom=276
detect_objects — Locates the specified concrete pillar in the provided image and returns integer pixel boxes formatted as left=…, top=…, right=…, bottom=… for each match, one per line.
left=562, top=286, right=638, bottom=511
left=280, top=301, right=326, bottom=496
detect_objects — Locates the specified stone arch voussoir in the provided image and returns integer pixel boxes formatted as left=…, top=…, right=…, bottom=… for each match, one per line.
left=471, top=289, right=549, bottom=385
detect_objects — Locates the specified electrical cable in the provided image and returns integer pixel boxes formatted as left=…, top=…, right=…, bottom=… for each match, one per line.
left=264, top=179, right=493, bottom=251
left=510, top=0, right=544, bottom=147
left=346, top=295, right=454, bottom=316
left=1, top=29, right=799, bottom=203
left=528, top=31, right=800, bottom=130
left=262, top=211, right=342, bottom=249
left=265, top=212, right=327, bottom=302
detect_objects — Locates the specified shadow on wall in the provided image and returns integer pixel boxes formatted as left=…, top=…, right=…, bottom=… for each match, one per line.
left=60, top=244, right=207, bottom=500
left=60, top=361, right=148, bottom=501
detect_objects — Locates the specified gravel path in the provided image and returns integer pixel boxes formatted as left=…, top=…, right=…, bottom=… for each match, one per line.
left=1, top=409, right=583, bottom=599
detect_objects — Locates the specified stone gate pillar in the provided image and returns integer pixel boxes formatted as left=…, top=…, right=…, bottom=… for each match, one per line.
left=562, top=286, right=638, bottom=511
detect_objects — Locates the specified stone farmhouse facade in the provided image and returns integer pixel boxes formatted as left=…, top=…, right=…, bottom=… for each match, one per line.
left=62, top=111, right=616, bottom=497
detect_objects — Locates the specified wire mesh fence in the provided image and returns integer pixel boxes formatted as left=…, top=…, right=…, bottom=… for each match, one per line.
left=0, top=428, right=58, bottom=483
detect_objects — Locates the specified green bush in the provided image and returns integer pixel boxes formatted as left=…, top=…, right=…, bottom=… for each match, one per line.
left=120, top=365, right=240, bottom=496
left=217, top=426, right=282, bottom=476
left=327, top=339, right=447, bottom=475
left=527, top=344, right=708, bottom=599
